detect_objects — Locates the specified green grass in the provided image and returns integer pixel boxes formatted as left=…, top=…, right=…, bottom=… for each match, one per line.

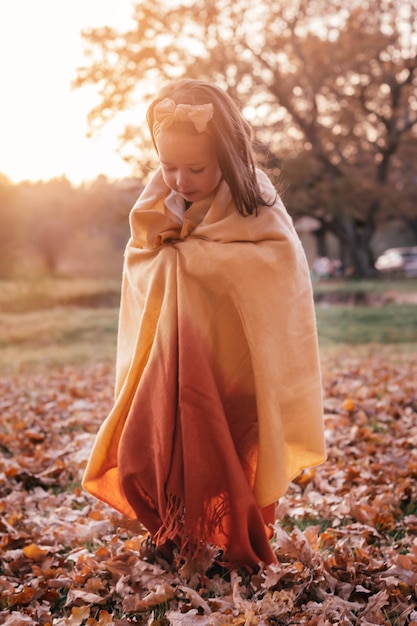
left=312, top=277, right=417, bottom=297
left=0, top=307, right=119, bottom=374
left=0, top=277, right=121, bottom=313
left=0, top=277, right=416, bottom=374
left=316, top=303, right=417, bottom=346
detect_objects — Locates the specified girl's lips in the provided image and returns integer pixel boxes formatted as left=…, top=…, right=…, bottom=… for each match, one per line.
left=180, top=191, right=199, bottom=201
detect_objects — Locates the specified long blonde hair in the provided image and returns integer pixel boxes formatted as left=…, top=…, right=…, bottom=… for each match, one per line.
left=146, top=79, right=272, bottom=216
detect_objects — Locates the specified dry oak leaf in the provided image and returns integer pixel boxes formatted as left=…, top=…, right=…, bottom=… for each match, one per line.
left=360, top=589, right=390, bottom=622
left=8, top=585, right=38, bottom=608
left=22, top=542, right=49, bottom=561
left=179, top=584, right=212, bottom=614
left=84, top=611, right=114, bottom=626
left=122, top=582, right=176, bottom=612
left=165, top=610, right=209, bottom=625
left=65, top=589, right=108, bottom=607
left=341, top=397, right=356, bottom=412
left=0, top=613, right=37, bottom=626
left=66, top=605, right=91, bottom=626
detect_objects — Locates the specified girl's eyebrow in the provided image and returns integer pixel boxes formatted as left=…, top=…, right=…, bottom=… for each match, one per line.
left=161, top=159, right=206, bottom=167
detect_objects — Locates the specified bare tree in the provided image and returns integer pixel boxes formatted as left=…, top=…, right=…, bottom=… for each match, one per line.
left=74, top=0, right=417, bottom=275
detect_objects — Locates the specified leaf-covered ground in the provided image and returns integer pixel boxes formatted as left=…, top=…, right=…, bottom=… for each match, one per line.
left=1, top=348, right=417, bottom=625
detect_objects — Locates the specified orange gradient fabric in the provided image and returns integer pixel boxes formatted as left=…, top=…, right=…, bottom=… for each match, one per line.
left=82, top=168, right=326, bottom=569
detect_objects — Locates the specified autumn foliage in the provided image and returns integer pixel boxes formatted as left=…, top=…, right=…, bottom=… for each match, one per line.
left=1, top=349, right=417, bottom=625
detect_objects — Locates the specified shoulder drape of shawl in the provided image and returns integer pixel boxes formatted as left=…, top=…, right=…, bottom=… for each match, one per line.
left=82, top=168, right=326, bottom=563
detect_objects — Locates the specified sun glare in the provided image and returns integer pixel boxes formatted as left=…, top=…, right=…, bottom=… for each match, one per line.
left=0, top=0, right=136, bottom=184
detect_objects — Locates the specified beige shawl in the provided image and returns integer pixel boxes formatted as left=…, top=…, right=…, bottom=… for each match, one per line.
left=82, top=168, right=326, bottom=569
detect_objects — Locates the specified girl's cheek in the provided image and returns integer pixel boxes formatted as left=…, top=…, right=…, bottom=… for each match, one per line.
left=162, top=171, right=174, bottom=189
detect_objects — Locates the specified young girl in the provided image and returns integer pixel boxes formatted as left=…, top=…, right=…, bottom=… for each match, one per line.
left=82, top=79, right=326, bottom=574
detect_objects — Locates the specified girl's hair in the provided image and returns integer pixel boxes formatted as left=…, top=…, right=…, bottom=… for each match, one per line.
left=146, top=79, right=273, bottom=216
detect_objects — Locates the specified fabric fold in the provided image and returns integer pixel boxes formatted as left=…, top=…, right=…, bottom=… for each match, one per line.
left=82, top=168, right=326, bottom=569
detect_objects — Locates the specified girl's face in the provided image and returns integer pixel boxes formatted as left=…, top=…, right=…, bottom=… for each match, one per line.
left=156, top=129, right=222, bottom=203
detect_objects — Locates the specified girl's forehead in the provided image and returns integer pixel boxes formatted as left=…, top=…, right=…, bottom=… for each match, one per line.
left=156, top=129, right=216, bottom=164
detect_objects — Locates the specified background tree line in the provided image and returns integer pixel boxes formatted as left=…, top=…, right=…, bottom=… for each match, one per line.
left=1, top=0, right=416, bottom=279
left=0, top=174, right=141, bottom=279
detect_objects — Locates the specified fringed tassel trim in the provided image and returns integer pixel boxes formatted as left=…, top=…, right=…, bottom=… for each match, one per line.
left=153, top=492, right=221, bottom=574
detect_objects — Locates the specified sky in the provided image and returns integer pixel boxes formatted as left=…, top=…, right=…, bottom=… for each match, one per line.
left=0, top=0, right=139, bottom=185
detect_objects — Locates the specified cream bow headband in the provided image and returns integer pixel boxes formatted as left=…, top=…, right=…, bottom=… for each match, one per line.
left=153, top=98, right=214, bottom=135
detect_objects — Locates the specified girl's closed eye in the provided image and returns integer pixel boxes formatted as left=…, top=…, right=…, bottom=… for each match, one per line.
left=162, top=165, right=205, bottom=174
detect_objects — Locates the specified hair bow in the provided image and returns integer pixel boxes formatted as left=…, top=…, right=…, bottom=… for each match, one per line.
left=153, top=98, right=213, bottom=134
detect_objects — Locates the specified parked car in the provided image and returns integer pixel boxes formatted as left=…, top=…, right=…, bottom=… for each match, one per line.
left=375, top=246, right=417, bottom=276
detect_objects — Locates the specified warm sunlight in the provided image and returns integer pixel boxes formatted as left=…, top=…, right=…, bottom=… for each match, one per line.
left=0, top=0, right=136, bottom=184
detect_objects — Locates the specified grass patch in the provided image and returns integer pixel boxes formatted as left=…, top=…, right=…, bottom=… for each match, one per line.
left=0, top=277, right=121, bottom=312
left=0, top=278, right=121, bottom=373
left=316, top=303, right=417, bottom=346
left=0, top=307, right=118, bottom=374
left=0, top=277, right=416, bottom=374
left=282, top=516, right=333, bottom=534
left=312, top=277, right=417, bottom=297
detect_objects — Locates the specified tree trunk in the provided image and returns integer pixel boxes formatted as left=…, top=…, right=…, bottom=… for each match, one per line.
left=331, top=213, right=377, bottom=278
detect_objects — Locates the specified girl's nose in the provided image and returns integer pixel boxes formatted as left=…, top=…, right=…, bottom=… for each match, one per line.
left=176, top=170, right=189, bottom=189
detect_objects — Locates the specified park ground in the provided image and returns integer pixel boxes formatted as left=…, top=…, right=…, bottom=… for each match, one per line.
left=0, top=278, right=417, bottom=625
